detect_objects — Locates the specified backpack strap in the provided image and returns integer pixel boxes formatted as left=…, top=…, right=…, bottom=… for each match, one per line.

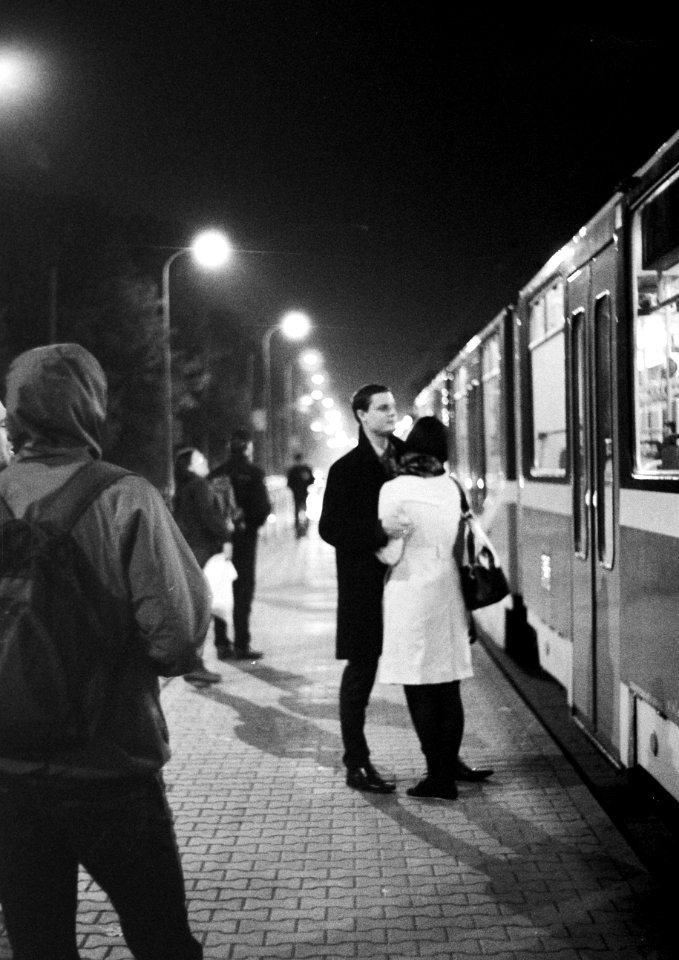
left=24, top=461, right=133, bottom=533
left=0, top=493, right=13, bottom=524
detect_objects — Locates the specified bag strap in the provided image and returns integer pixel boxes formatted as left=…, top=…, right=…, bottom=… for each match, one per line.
left=449, top=474, right=473, bottom=520
left=3, top=461, right=132, bottom=533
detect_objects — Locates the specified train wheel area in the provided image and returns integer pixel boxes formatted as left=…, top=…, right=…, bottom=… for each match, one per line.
left=477, top=626, right=679, bottom=887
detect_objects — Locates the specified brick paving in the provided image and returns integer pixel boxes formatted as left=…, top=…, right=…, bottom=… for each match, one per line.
left=0, top=525, right=672, bottom=958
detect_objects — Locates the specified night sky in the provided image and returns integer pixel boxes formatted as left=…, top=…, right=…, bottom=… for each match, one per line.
left=3, top=4, right=678, bottom=407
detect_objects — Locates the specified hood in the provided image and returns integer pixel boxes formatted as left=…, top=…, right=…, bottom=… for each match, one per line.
left=5, top=343, right=107, bottom=458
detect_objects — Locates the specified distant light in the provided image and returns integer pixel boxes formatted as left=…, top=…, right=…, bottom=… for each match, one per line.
left=191, top=230, right=232, bottom=268
left=300, top=349, right=323, bottom=369
left=310, top=389, right=323, bottom=401
left=281, top=310, right=311, bottom=341
left=311, top=373, right=325, bottom=385
left=321, top=397, right=334, bottom=408
left=394, top=414, right=412, bottom=438
left=299, top=394, right=314, bottom=407
left=310, top=420, right=323, bottom=432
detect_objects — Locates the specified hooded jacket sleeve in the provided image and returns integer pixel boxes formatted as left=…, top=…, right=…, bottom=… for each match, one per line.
left=91, top=476, right=211, bottom=676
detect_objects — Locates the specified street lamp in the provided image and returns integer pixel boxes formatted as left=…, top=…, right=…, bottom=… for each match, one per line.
left=261, top=310, right=311, bottom=474
left=160, top=229, right=232, bottom=503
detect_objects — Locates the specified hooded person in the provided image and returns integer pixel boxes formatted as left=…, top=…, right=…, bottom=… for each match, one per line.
left=0, top=344, right=208, bottom=959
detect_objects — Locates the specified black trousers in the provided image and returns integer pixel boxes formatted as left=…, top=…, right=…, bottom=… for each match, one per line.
left=0, top=772, right=202, bottom=960
left=339, top=658, right=379, bottom=769
left=232, top=529, right=258, bottom=649
left=403, top=681, right=464, bottom=786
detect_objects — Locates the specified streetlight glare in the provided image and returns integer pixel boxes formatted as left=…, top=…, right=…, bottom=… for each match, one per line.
left=311, top=373, right=325, bottom=385
left=300, top=349, right=323, bottom=369
left=191, top=230, right=232, bottom=268
left=280, top=310, right=311, bottom=340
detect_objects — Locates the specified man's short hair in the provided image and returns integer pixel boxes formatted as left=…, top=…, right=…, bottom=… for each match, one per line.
left=230, top=427, right=252, bottom=455
left=350, top=383, right=391, bottom=423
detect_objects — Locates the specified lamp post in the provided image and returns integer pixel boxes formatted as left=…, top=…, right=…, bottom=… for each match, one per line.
left=160, top=229, right=232, bottom=504
left=261, top=310, right=311, bottom=474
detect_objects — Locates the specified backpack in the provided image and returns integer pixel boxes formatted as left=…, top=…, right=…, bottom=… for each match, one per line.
left=0, top=460, right=131, bottom=761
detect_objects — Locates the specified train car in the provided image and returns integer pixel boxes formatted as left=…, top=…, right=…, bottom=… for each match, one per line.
left=413, top=308, right=524, bottom=657
left=516, top=128, right=679, bottom=799
left=417, top=127, right=679, bottom=804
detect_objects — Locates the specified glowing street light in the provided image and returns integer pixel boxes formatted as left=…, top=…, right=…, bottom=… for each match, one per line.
left=160, top=229, right=232, bottom=502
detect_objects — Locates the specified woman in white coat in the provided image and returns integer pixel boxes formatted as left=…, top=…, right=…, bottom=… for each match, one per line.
left=377, top=416, right=473, bottom=800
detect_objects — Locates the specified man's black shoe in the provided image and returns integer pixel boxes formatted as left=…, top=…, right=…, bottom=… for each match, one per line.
left=406, top=777, right=458, bottom=800
left=454, top=760, right=493, bottom=782
left=346, top=765, right=396, bottom=794
left=234, top=648, right=263, bottom=661
left=215, top=645, right=234, bottom=661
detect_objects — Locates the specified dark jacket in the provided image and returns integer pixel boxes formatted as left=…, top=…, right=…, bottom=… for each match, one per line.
left=319, top=428, right=404, bottom=661
left=209, top=454, right=271, bottom=533
left=173, top=474, right=230, bottom=568
left=0, top=343, right=210, bottom=777
left=287, top=462, right=313, bottom=499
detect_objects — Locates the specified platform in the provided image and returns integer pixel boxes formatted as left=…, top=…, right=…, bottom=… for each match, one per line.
left=0, top=523, right=672, bottom=959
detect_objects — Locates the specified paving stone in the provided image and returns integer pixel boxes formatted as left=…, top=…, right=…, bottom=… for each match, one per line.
left=1, top=531, right=671, bottom=960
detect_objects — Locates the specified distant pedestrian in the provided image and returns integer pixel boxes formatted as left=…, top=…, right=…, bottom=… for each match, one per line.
left=377, top=415, right=493, bottom=799
left=319, top=383, right=405, bottom=793
left=209, top=428, right=271, bottom=660
left=286, top=451, right=314, bottom=536
left=173, top=446, right=231, bottom=682
left=0, top=400, right=12, bottom=470
left=0, top=343, right=208, bottom=960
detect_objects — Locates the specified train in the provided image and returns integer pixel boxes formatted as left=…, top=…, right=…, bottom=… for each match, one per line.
left=413, top=126, right=679, bottom=805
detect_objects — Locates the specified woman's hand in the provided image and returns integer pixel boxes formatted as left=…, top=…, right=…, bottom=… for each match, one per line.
left=381, top=507, right=413, bottom=540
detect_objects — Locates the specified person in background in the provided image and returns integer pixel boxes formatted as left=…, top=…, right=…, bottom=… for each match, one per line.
left=209, top=428, right=271, bottom=660
left=377, top=415, right=493, bottom=800
left=0, top=400, right=12, bottom=470
left=173, top=446, right=231, bottom=683
left=286, top=451, right=314, bottom=536
left=0, top=343, right=208, bottom=960
left=319, top=383, right=406, bottom=794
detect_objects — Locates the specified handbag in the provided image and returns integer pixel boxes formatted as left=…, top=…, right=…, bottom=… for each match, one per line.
left=451, top=477, right=509, bottom=611
left=203, top=553, right=238, bottom=620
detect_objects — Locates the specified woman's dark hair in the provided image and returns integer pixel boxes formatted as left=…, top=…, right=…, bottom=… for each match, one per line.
left=174, top=446, right=198, bottom=492
left=403, top=416, right=448, bottom=463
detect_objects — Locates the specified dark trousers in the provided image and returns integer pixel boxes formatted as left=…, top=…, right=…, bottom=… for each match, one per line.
left=339, top=658, right=379, bottom=769
left=213, top=615, right=230, bottom=650
left=404, top=681, right=464, bottom=786
left=292, top=494, right=308, bottom=534
left=0, top=773, right=202, bottom=960
left=232, top=529, right=258, bottom=649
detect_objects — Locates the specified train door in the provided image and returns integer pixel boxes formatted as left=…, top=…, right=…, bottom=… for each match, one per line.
left=568, top=242, right=620, bottom=756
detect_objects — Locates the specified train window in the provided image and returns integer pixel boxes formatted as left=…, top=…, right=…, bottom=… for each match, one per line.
left=633, top=183, right=679, bottom=475
left=594, top=294, right=615, bottom=568
left=452, top=366, right=469, bottom=479
left=572, top=310, right=588, bottom=557
left=529, top=282, right=567, bottom=476
left=482, top=333, right=503, bottom=491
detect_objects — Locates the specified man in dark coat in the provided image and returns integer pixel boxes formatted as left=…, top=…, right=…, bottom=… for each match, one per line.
left=209, top=428, right=271, bottom=660
left=319, top=383, right=406, bottom=793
